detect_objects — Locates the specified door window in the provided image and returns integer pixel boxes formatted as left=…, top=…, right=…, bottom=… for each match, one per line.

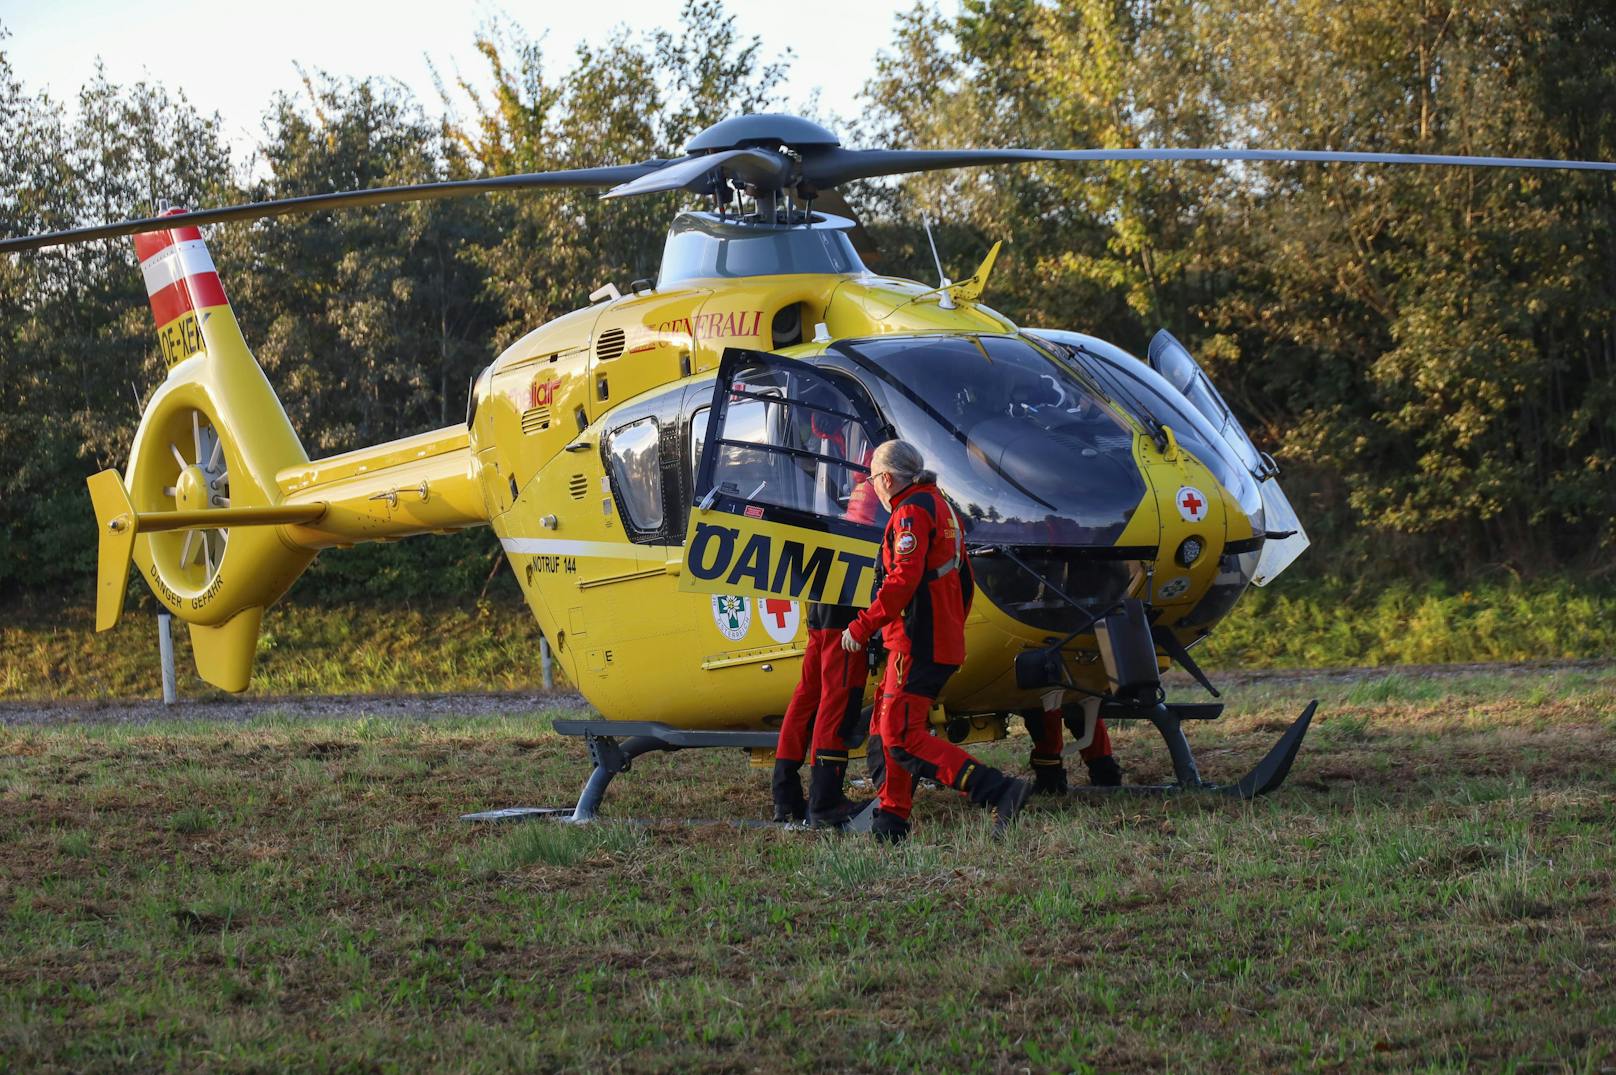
left=693, top=349, right=889, bottom=538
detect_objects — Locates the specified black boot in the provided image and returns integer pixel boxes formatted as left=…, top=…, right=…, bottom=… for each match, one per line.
left=870, top=808, right=911, bottom=844
left=807, top=758, right=864, bottom=828
left=1086, top=754, right=1123, bottom=788
left=962, top=765, right=1032, bottom=837
left=1030, top=752, right=1069, bottom=795
left=771, top=759, right=806, bottom=823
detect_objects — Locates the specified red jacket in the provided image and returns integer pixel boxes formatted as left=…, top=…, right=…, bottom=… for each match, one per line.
left=848, top=481, right=974, bottom=664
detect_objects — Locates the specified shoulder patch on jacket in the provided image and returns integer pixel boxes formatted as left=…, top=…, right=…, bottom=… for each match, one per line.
left=895, top=532, right=918, bottom=555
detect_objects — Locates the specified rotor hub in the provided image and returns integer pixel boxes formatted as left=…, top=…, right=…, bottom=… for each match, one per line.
left=158, top=408, right=232, bottom=582
left=686, top=114, right=839, bottom=155
left=176, top=465, right=209, bottom=511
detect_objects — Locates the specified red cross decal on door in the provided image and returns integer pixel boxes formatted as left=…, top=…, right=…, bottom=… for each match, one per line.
left=763, top=599, right=793, bottom=629
left=1180, top=490, right=1203, bottom=516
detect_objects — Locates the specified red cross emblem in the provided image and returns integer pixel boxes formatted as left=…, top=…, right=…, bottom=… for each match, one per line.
left=763, top=599, right=793, bottom=629
left=1177, top=486, right=1208, bottom=521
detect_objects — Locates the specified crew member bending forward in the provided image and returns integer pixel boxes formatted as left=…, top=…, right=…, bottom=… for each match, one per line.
left=771, top=435, right=882, bottom=825
left=841, top=440, right=1031, bottom=842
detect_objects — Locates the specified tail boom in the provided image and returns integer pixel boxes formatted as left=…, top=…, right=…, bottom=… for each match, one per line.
left=275, top=426, right=487, bottom=549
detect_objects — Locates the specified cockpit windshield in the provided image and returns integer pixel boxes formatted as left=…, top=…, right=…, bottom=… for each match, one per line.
left=658, top=211, right=866, bottom=287
left=834, top=334, right=1146, bottom=547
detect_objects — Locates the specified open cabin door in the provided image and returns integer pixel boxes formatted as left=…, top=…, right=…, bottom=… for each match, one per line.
left=680, top=348, right=890, bottom=606
left=1148, top=330, right=1310, bottom=586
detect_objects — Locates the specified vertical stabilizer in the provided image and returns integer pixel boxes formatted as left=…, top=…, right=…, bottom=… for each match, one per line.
left=134, top=212, right=231, bottom=370
left=115, top=210, right=315, bottom=691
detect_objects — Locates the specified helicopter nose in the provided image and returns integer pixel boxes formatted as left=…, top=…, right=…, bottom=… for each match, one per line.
left=1145, top=468, right=1231, bottom=611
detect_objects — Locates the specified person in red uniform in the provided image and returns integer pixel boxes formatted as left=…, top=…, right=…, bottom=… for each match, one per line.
left=770, top=423, right=884, bottom=825
left=1021, top=704, right=1123, bottom=793
left=840, top=440, right=1031, bottom=842
left=771, top=601, right=869, bottom=824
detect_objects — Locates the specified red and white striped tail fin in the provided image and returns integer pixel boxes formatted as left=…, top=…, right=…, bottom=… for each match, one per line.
left=133, top=208, right=232, bottom=369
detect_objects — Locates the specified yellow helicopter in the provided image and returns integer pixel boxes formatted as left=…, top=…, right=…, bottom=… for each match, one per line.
left=7, top=114, right=1614, bottom=823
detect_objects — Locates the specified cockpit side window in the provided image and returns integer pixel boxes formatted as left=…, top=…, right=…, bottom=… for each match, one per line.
left=715, top=377, right=872, bottom=518
left=601, top=383, right=688, bottom=545
left=606, top=417, right=664, bottom=535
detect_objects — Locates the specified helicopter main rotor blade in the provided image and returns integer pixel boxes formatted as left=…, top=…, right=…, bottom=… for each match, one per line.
left=798, top=145, right=1616, bottom=188
left=0, top=162, right=669, bottom=254
left=603, top=148, right=794, bottom=199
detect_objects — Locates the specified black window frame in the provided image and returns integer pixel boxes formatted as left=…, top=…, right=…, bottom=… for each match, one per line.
left=600, top=384, right=690, bottom=545
left=691, top=347, right=893, bottom=543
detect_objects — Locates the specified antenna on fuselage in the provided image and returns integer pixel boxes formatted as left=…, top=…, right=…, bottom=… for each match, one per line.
left=922, top=215, right=956, bottom=310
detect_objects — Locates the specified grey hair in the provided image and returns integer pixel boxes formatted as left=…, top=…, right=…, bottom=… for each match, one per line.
left=871, top=439, right=936, bottom=488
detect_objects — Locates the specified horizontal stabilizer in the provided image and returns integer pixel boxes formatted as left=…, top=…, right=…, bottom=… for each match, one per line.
left=84, top=468, right=326, bottom=632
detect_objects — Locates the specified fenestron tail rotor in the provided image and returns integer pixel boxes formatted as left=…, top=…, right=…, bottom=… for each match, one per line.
left=162, top=408, right=232, bottom=584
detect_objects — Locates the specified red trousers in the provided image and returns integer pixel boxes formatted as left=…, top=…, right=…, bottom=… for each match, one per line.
left=1029, top=706, right=1112, bottom=766
left=776, top=627, right=871, bottom=764
left=874, top=653, right=982, bottom=820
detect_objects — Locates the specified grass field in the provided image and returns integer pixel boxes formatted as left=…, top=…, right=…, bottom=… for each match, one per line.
left=2, top=666, right=1613, bottom=1072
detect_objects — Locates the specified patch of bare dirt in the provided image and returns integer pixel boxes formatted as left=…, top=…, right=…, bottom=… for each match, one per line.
left=0, top=689, right=590, bottom=728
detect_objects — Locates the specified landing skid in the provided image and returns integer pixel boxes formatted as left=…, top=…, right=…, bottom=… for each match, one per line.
left=458, top=702, right=1318, bottom=825
left=461, top=720, right=779, bottom=825
left=1123, top=699, right=1319, bottom=799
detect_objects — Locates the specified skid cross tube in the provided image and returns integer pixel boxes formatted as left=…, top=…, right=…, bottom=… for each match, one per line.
left=459, top=702, right=1318, bottom=825
left=462, top=720, right=780, bottom=824
left=1148, top=703, right=1206, bottom=788
left=557, top=720, right=780, bottom=822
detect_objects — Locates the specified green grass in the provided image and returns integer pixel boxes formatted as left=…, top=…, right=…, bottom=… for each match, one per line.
left=1203, top=577, right=1616, bottom=670
left=1, top=597, right=554, bottom=700
left=6, top=577, right=1614, bottom=702
left=2, top=671, right=1613, bottom=1071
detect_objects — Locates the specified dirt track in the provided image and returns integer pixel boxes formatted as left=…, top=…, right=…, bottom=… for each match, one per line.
left=0, top=689, right=590, bottom=728
left=1, top=658, right=1608, bottom=729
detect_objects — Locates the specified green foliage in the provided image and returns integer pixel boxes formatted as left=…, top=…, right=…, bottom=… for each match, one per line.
left=2, top=1, right=1614, bottom=612
left=453, top=1, right=789, bottom=346
left=0, top=598, right=557, bottom=700
left=3, top=577, right=1609, bottom=703
left=1201, top=576, right=1616, bottom=670
left=866, top=0, right=1616, bottom=574
left=0, top=51, right=236, bottom=596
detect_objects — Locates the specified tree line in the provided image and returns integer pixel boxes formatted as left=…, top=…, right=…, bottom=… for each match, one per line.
left=2, top=0, right=1613, bottom=607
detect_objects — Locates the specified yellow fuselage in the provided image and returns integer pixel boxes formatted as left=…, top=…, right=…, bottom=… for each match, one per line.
left=460, top=271, right=1251, bottom=730
left=124, top=265, right=1249, bottom=717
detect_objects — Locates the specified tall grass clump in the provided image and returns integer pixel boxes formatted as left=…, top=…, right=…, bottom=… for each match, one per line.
left=1203, top=577, right=1616, bottom=670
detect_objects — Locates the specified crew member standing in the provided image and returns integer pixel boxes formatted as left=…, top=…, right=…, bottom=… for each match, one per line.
left=840, top=440, right=1031, bottom=842
left=771, top=423, right=883, bottom=825
left=1021, top=705, right=1123, bottom=794
left=771, top=601, right=869, bottom=825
